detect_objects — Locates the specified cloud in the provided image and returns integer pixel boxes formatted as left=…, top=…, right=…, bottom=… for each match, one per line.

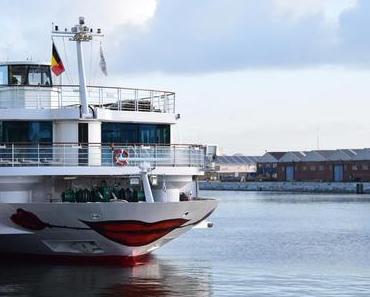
left=108, top=0, right=332, bottom=73
left=272, top=0, right=357, bottom=23
left=0, top=0, right=157, bottom=61
left=106, top=0, right=370, bottom=74
left=1, top=0, right=369, bottom=74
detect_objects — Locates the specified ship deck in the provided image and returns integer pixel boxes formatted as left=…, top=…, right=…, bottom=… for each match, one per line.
left=0, top=143, right=204, bottom=176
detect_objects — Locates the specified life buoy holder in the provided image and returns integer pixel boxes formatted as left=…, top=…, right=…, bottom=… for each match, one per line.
left=113, top=149, right=129, bottom=166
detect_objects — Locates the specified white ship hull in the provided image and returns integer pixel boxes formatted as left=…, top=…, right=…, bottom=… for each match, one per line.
left=0, top=199, right=216, bottom=265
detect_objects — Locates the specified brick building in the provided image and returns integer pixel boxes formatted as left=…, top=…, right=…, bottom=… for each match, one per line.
left=258, top=149, right=370, bottom=182
left=256, top=152, right=285, bottom=180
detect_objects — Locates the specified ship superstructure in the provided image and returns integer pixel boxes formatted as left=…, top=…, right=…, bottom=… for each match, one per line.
left=0, top=17, right=216, bottom=264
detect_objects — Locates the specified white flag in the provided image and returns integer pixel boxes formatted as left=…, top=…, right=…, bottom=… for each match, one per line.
left=99, top=43, right=108, bottom=76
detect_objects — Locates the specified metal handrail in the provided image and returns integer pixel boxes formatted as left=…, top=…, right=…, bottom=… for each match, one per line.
left=0, top=143, right=205, bottom=168
left=0, top=84, right=176, bottom=113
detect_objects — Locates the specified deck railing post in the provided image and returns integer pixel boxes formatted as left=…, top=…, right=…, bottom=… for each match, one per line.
left=37, top=143, right=40, bottom=167
left=11, top=144, right=14, bottom=167
left=59, top=86, right=62, bottom=108
left=189, top=145, right=191, bottom=167
left=37, top=89, right=40, bottom=109
left=173, top=94, right=176, bottom=113
left=135, top=89, right=138, bottom=111
left=155, top=145, right=157, bottom=167
left=117, top=88, right=121, bottom=110
left=173, top=146, right=176, bottom=167
left=99, top=88, right=102, bottom=107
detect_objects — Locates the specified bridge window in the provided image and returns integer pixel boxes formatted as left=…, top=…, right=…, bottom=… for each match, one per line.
left=8, top=65, right=52, bottom=86
left=9, top=65, right=27, bottom=85
left=0, top=66, right=8, bottom=85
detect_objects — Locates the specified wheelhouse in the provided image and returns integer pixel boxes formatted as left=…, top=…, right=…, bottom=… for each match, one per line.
left=0, top=62, right=52, bottom=87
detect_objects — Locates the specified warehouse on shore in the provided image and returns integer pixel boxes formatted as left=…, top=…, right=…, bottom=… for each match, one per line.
left=257, top=149, right=370, bottom=182
left=205, top=155, right=260, bottom=182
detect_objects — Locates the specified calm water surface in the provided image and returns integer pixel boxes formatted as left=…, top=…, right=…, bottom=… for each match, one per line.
left=1, top=191, right=370, bottom=296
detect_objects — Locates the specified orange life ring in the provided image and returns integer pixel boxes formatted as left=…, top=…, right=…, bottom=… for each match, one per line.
left=113, top=149, right=129, bottom=166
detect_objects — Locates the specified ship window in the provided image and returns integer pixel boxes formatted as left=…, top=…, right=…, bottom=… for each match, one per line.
left=102, top=123, right=170, bottom=144
left=28, top=65, right=52, bottom=86
left=8, top=65, right=52, bottom=86
left=8, top=65, right=27, bottom=85
left=42, top=70, right=51, bottom=86
left=0, top=121, right=52, bottom=143
left=28, top=67, right=42, bottom=86
left=0, top=66, right=8, bottom=85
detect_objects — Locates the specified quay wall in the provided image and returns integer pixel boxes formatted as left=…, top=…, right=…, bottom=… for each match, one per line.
left=199, top=181, right=370, bottom=194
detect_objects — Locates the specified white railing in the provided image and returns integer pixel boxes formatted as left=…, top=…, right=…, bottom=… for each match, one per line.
left=0, top=85, right=176, bottom=113
left=0, top=143, right=204, bottom=168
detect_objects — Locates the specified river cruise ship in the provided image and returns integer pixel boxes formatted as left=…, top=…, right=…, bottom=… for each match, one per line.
left=0, top=17, right=217, bottom=265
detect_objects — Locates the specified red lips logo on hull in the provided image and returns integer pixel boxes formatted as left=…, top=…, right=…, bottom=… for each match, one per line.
left=10, top=208, right=190, bottom=247
left=80, top=219, right=189, bottom=246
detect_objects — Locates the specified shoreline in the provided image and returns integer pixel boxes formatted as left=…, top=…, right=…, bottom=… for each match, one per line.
left=199, top=181, right=370, bottom=194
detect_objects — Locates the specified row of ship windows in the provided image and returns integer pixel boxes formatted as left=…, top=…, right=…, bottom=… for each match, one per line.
left=0, top=121, right=170, bottom=144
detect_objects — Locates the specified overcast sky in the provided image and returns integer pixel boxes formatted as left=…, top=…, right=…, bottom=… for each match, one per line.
left=1, top=0, right=370, bottom=155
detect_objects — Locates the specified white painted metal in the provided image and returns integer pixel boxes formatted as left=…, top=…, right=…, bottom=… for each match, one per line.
left=0, top=166, right=203, bottom=177
left=88, top=122, right=102, bottom=166
left=95, top=109, right=177, bottom=124
left=0, top=199, right=217, bottom=257
left=53, top=121, right=79, bottom=143
left=0, top=85, right=176, bottom=114
left=76, top=41, right=90, bottom=117
left=141, top=173, right=155, bottom=203
left=139, top=163, right=155, bottom=203
left=0, top=61, right=50, bottom=66
left=0, top=191, right=31, bottom=203
left=0, top=143, right=204, bottom=170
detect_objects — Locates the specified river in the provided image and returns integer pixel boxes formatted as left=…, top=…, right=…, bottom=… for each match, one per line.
left=0, top=191, right=369, bottom=296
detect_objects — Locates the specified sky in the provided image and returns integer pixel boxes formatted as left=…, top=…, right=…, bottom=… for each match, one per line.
left=0, top=0, right=370, bottom=155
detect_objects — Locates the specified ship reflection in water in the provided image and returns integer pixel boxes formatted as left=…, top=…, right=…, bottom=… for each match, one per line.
left=0, top=257, right=211, bottom=297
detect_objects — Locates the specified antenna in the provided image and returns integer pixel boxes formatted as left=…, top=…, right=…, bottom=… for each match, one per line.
left=51, top=17, right=104, bottom=118
left=316, top=127, right=320, bottom=150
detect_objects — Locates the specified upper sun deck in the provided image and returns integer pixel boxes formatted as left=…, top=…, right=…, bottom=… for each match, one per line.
left=0, top=62, right=176, bottom=114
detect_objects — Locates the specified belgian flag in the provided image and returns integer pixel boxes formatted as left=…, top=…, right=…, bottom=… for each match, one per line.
left=51, top=42, right=65, bottom=76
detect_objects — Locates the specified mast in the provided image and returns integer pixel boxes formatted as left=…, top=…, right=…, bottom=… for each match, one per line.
left=52, top=17, right=103, bottom=118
